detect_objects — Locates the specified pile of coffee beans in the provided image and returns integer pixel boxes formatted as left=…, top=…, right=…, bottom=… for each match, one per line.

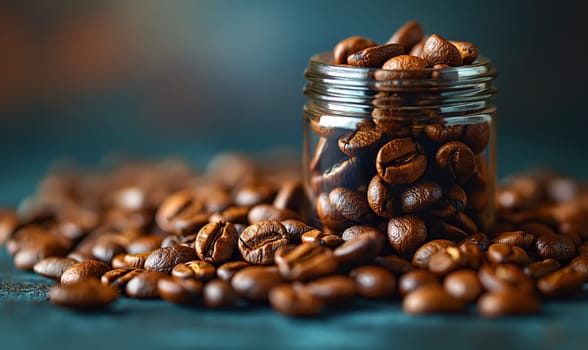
left=1, top=151, right=587, bottom=317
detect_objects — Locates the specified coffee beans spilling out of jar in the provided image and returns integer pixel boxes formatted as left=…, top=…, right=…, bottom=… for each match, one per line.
left=1, top=151, right=587, bottom=318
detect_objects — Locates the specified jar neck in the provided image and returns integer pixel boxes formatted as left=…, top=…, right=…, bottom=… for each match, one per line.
left=304, top=52, right=497, bottom=120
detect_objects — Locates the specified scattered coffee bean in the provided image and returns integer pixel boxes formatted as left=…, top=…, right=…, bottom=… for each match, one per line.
left=303, top=275, right=357, bottom=305
left=125, top=271, right=167, bottom=299
left=144, top=245, right=197, bottom=274
left=231, top=266, right=283, bottom=301
left=158, top=276, right=203, bottom=305
left=477, top=291, right=540, bottom=318
left=101, top=268, right=144, bottom=292
left=444, top=269, right=482, bottom=303
left=269, top=284, right=324, bottom=317
left=195, top=221, right=239, bottom=265
left=172, top=260, right=216, bottom=281
left=203, top=279, right=239, bottom=308
left=33, top=256, right=76, bottom=280
left=350, top=266, right=396, bottom=299
left=403, top=285, right=465, bottom=314
left=60, top=260, right=111, bottom=285
left=347, top=43, right=404, bottom=68
left=398, top=269, right=439, bottom=297
left=49, top=278, right=118, bottom=310
left=238, top=220, right=289, bottom=265
left=216, top=261, right=250, bottom=281
left=333, top=36, right=377, bottom=65
left=275, top=243, right=338, bottom=281
left=537, top=267, right=584, bottom=299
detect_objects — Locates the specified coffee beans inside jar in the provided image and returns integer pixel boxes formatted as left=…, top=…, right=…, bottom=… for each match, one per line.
left=1, top=20, right=587, bottom=318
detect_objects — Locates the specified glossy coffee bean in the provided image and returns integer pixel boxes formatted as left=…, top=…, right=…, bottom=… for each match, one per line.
left=125, top=271, right=167, bottom=299
left=233, top=184, right=276, bottom=207
left=280, top=219, right=316, bottom=243
left=376, top=138, right=427, bottom=186
left=524, top=259, right=560, bottom=279
left=33, top=257, right=76, bottom=280
left=367, top=175, right=395, bottom=218
left=329, top=187, right=375, bottom=223
left=303, top=275, right=357, bottom=304
left=49, top=278, right=118, bottom=310
left=412, top=239, right=456, bottom=269
left=311, top=157, right=361, bottom=195
left=247, top=204, right=299, bottom=225
left=459, top=233, right=489, bottom=251
left=450, top=41, right=478, bottom=64
left=144, top=245, right=197, bottom=274
left=275, top=243, right=338, bottom=281
left=272, top=180, right=304, bottom=213
left=347, top=43, right=404, bottom=68
left=203, top=279, right=239, bottom=308
left=444, top=269, right=482, bottom=303
left=316, top=193, right=354, bottom=232
left=492, top=231, right=535, bottom=249
left=535, top=233, right=576, bottom=263
left=269, top=284, right=324, bottom=317
left=386, top=20, right=424, bottom=50
left=126, top=235, right=164, bottom=254
left=301, top=229, right=342, bottom=248
left=428, top=247, right=468, bottom=276
left=231, top=266, right=283, bottom=301
left=461, top=123, right=489, bottom=154
left=338, top=125, right=384, bottom=157
left=478, top=264, right=534, bottom=294
left=91, top=236, right=126, bottom=263
left=101, top=268, right=144, bottom=291
left=172, top=260, right=216, bottom=281
left=238, top=220, right=289, bottom=265
left=209, top=206, right=250, bottom=225
left=158, top=276, right=203, bottom=305
left=333, top=36, right=377, bottom=64
left=423, top=124, right=464, bottom=144
left=60, top=260, right=111, bottom=285
left=195, top=222, right=239, bottom=266
left=400, top=181, right=443, bottom=213
left=155, top=190, right=205, bottom=234
left=341, top=225, right=383, bottom=242
left=375, top=255, right=414, bottom=276
left=537, top=267, right=584, bottom=299
left=568, top=256, right=588, bottom=281
left=435, top=141, right=476, bottom=184
left=487, top=243, right=529, bottom=266
left=387, top=215, right=427, bottom=255
left=403, top=285, right=465, bottom=314
left=422, top=34, right=462, bottom=67
left=333, top=230, right=385, bottom=267
left=123, top=251, right=152, bottom=269
left=350, top=266, right=396, bottom=299
left=216, top=261, right=250, bottom=281
left=478, top=291, right=540, bottom=318
left=398, top=269, right=439, bottom=297
left=459, top=243, right=485, bottom=269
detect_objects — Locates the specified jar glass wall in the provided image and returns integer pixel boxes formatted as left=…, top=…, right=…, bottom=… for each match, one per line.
left=303, top=52, right=497, bottom=239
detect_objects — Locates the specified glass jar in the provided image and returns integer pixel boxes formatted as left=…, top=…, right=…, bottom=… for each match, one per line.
left=303, top=52, right=498, bottom=239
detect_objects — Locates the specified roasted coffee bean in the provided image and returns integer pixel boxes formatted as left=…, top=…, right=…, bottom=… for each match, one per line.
left=91, top=236, right=126, bottom=263
left=350, top=266, right=396, bottom=299
left=301, top=229, right=342, bottom=248
left=387, top=215, right=427, bottom=255
left=459, top=243, right=485, bottom=269
left=400, top=181, right=443, bottom=213
left=272, top=180, right=304, bottom=213
left=341, top=225, right=383, bottom=242
left=435, top=141, right=476, bottom=184
left=398, top=269, right=439, bottom=297
left=195, top=222, right=239, bottom=265
left=248, top=204, right=299, bottom=224
left=316, top=193, right=354, bottom=232
left=569, top=256, right=588, bottom=281
left=537, top=267, right=584, bottom=299
left=216, top=261, right=250, bottom=281
left=303, top=275, right=357, bottom=304
left=478, top=264, right=534, bottom=294
left=492, top=231, right=535, bottom=249
left=403, top=285, right=465, bottom=314
left=311, top=156, right=362, bottom=194
left=478, top=291, right=540, bottom=317
left=9, top=225, right=71, bottom=270
left=172, top=260, right=216, bottom=281
left=427, top=218, right=469, bottom=240
left=524, top=259, right=560, bottom=279
left=424, top=124, right=464, bottom=144
left=61, top=260, right=111, bottom=285
left=333, top=36, right=377, bottom=64
left=238, top=220, right=289, bottom=265
left=329, top=187, right=375, bottom=223
left=203, top=279, right=239, bottom=308
left=535, top=233, right=576, bottom=263
left=0, top=209, right=18, bottom=245
left=422, top=34, right=462, bottom=67
left=49, top=278, right=118, bottom=310
left=462, top=123, right=489, bottom=154
left=231, top=266, right=283, bottom=301
left=68, top=251, right=99, bottom=263
left=376, top=138, right=427, bottom=186
left=101, top=268, right=144, bottom=291
left=155, top=190, right=205, bottom=234
left=367, top=175, right=395, bottom=218
left=347, top=43, right=404, bottom=68
left=269, top=284, right=324, bottom=317
left=412, top=239, right=456, bottom=269
left=428, top=246, right=468, bottom=276
left=444, top=269, right=482, bottom=303
left=459, top=233, right=489, bottom=251
left=386, top=20, right=424, bottom=50
left=432, top=184, right=468, bottom=217
left=33, top=257, right=76, bottom=280
left=158, top=276, right=203, bottom=305
left=144, top=245, right=197, bottom=273
left=377, top=55, right=428, bottom=80
left=274, top=243, right=338, bottom=281
left=209, top=206, right=250, bottom=225
left=375, top=255, right=414, bottom=275
left=126, top=235, right=164, bottom=254
left=125, top=271, right=167, bottom=299
left=338, top=126, right=384, bottom=157
left=450, top=41, right=478, bottom=64
left=281, top=219, right=316, bottom=243
left=333, top=230, right=385, bottom=266
left=233, top=184, right=276, bottom=207
left=487, top=243, right=529, bottom=266
left=123, top=251, right=152, bottom=269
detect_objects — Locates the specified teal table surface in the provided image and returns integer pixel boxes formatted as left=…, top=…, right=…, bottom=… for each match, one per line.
left=1, top=248, right=588, bottom=350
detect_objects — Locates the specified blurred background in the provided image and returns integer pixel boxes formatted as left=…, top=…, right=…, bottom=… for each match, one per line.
left=1, top=0, right=587, bottom=205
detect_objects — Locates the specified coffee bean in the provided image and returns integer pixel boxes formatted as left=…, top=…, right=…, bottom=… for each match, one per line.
left=461, top=123, right=489, bottom=154
left=412, top=239, right=456, bottom=269
left=333, top=230, right=385, bottom=267
left=49, top=278, right=118, bottom=310
left=269, top=284, right=324, bottom=317
left=172, top=260, right=216, bottom=281
left=329, top=187, right=375, bottom=223
left=386, top=20, right=424, bottom=51
left=459, top=243, right=485, bottom=269
left=9, top=225, right=71, bottom=270
left=487, top=243, right=529, bottom=266
left=203, top=279, right=239, bottom=308
left=333, top=36, right=377, bottom=64
left=195, top=221, right=239, bottom=265
left=478, top=264, right=534, bottom=294
left=450, top=41, right=478, bottom=64
left=126, top=271, right=167, bottom=299
left=247, top=204, right=299, bottom=224
left=377, top=55, right=428, bottom=80
left=341, top=225, right=383, bottom=242
left=367, top=175, right=395, bottom=218
left=300, top=229, right=342, bottom=248
left=398, top=269, right=439, bottom=297
left=216, top=261, right=250, bottom=281
left=424, top=124, right=464, bottom=144
left=209, top=206, right=250, bottom=225
left=400, top=181, right=443, bottom=213
left=0, top=209, right=18, bottom=245
left=101, top=268, right=144, bottom=291
left=347, top=43, right=404, bottom=68
left=123, top=251, right=152, bottom=269
left=275, top=243, right=338, bottom=281
left=311, top=156, right=362, bottom=194
left=231, top=266, right=283, bottom=301
left=569, top=256, right=588, bottom=281
left=375, top=255, right=414, bottom=276
left=459, top=233, right=489, bottom=251
left=403, top=285, right=465, bottom=314
left=376, top=138, right=427, bottom=186
left=338, top=125, right=384, bottom=157
left=303, top=275, right=357, bottom=304
left=155, top=190, right=205, bottom=234
left=428, top=246, right=468, bottom=276
left=435, top=141, right=476, bottom=184
left=280, top=219, right=316, bottom=243
left=238, top=220, right=289, bottom=265
left=233, top=184, right=276, bottom=207
left=524, top=259, right=560, bottom=279
left=422, top=34, right=462, bottom=67
left=387, top=215, right=427, bottom=255
left=350, top=266, right=396, bottom=299
left=91, top=235, right=126, bottom=263
left=144, top=245, right=197, bottom=273
left=477, top=291, right=540, bottom=317
left=33, top=257, right=76, bottom=280
left=316, top=193, right=354, bottom=232
left=61, top=260, right=111, bottom=285
left=272, top=180, right=304, bottom=213
left=535, top=233, right=576, bottom=263
left=158, top=276, right=203, bottom=305
left=444, top=269, right=482, bottom=303
left=126, top=235, right=164, bottom=254
left=492, top=231, right=535, bottom=249
left=537, top=267, right=584, bottom=299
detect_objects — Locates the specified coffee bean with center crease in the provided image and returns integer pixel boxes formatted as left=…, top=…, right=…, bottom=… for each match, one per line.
left=329, top=187, right=376, bottom=224
left=403, top=285, right=465, bottom=314
left=172, top=260, right=216, bottom=281
left=535, top=233, right=576, bottom=263
left=216, top=261, right=250, bottom=281
left=60, top=260, right=111, bottom=285
left=412, top=239, right=456, bottom=269
left=462, top=123, right=489, bottom=154
left=195, top=222, right=239, bottom=266
left=487, top=243, right=529, bottom=266
left=350, top=266, right=396, bottom=299
left=231, top=266, right=283, bottom=301
left=376, top=138, right=427, bottom=186
left=311, top=156, right=362, bottom=194
left=400, top=181, right=443, bottom=213
left=126, top=271, right=167, bottom=299
left=333, top=230, right=385, bottom=267
left=424, top=124, right=464, bottom=143
left=367, top=175, right=396, bottom=218
left=158, top=276, right=203, bottom=305
left=387, top=215, right=427, bottom=256
left=269, top=284, right=324, bottom=317
left=492, top=230, right=535, bottom=249
left=347, top=43, right=404, bottom=68
left=33, top=257, right=76, bottom=280
left=49, top=279, right=118, bottom=310
left=477, top=290, right=540, bottom=318
left=333, top=36, right=377, bottom=65
left=302, top=275, right=357, bottom=305
left=238, top=220, right=289, bottom=265
left=537, top=267, right=584, bottom=299
left=101, top=268, right=144, bottom=291
left=144, top=245, right=197, bottom=273
left=203, top=279, right=239, bottom=308
left=435, top=141, right=476, bottom=184
left=338, top=125, right=384, bottom=157
left=155, top=190, right=206, bottom=234
left=275, top=243, right=338, bottom=281
left=398, top=269, right=439, bottom=297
